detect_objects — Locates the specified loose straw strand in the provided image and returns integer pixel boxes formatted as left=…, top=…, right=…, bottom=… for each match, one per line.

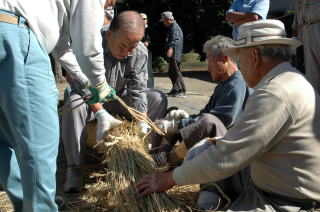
left=115, top=96, right=165, bottom=136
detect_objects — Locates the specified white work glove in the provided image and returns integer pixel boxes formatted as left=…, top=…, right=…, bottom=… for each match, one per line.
left=165, top=109, right=189, bottom=121
left=138, top=120, right=151, bottom=136
left=95, top=109, right=122, bottom=143
left=155, top=119, right=179, bottom=135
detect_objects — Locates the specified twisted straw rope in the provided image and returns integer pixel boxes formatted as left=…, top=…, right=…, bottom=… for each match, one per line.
left=59, top=93, right=165, bottom=136
left=115, top=96, right=165, bottom=136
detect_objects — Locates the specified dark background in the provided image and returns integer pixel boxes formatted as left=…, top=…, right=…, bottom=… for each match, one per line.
left=114, top=0, right=233, bottom=60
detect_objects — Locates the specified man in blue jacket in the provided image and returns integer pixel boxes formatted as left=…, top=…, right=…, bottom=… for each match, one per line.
left=160, top=11, right=186, bottom=97
left=153, top=35, right=251, bottom=167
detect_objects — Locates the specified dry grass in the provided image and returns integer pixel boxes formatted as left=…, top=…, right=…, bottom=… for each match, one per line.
left=89, top=120, right=189, bottom=212
left=0, top=120, right=200, bottom=212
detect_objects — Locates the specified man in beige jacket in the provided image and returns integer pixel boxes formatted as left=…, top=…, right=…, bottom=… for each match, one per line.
left=136, top=19, right=320, bottom=212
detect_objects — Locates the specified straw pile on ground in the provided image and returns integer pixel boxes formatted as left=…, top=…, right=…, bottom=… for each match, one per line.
left=87, top=120, right=184, bottom=212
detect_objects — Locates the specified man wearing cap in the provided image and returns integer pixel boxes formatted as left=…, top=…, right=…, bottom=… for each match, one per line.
left=226, top=0, right=270, bottom=39
left=136, top=19, right=320, bottom=212
left=292, top=0, right=320, bottom=94
left=140, top=12, right=154, bottom=89
left=160, top=11, right=186, bottom=97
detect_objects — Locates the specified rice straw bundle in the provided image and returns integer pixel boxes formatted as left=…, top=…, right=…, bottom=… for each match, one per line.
left=89, top=120, right=181, bottom=212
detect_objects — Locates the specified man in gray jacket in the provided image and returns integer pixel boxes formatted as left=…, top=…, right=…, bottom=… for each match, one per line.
left=160, top=11, right=186, bottom=97
left=61, top=11, right=167, bottom=193
left=136, top=20, right=320, bottom=212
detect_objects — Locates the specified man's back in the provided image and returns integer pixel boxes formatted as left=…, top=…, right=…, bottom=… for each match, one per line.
left=249, top=62, right=320, bottom=200
left=166, top=21, right=183, bottom=61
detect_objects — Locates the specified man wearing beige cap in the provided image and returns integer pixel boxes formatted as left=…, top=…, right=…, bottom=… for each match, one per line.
left=136, top=19, right=320, bottom=212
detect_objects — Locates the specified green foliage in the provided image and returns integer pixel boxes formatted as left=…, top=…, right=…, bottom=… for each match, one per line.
left=116, top=0, right=234, bottom=59
left=153, top=56, right=168, bottom=73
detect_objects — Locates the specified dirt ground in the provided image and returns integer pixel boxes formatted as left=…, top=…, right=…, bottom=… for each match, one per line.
left=0, top=71, right=211, bottom=212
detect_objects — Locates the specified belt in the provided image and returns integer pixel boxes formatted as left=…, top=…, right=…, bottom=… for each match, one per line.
left=251, top=181, right=320, bottom=211
left=0, top=13, right=29, bottom=28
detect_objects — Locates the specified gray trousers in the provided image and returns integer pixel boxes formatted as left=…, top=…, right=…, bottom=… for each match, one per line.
left=159, top=113, right=227, bottom=150
left=299, top=22, right=320, bottom=94
left=180, top=113, right=227, bottom=149
left=61, top=89, right=167, bottom=165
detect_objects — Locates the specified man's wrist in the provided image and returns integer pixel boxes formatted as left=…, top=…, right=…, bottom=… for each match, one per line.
left=90, top=103, right=104, bottom=113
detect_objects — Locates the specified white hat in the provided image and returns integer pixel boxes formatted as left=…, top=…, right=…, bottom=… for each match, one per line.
left=159, top=11, right=174, bottom=22
left=223, top=19, right=302, bottom=57
left=140, top=13, right=147, bottom=19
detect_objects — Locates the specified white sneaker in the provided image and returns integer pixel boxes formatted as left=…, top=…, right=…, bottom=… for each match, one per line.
left=63, top=166, right=82, bottom=193
left=197, top=190, right=222, bottom=210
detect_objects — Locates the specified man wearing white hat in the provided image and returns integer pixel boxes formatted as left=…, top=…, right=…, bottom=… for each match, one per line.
left=136, top=19, right=320, bottom=212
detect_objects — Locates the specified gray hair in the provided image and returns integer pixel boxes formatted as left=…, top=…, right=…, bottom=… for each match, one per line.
left=203, top=35, right=237, bottom=62
left=254, top=44, right=292, bottom=61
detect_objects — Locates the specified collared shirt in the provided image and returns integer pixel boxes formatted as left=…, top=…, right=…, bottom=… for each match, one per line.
left=227, top=0, right=269, bottom=39
left=165, top=21, right=184, bottom=61
left=180, top=71, right=252, bottom=129
left=103, top=41, right=149, bottom=112
left=173, top=62, right=320, bottom=201
left=0, top=0, right=106, bottom=87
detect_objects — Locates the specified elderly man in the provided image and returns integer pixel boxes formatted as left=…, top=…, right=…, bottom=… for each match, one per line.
left=61, top=11, right=167, bottom=193
left=152, top=35, right=251, bottom=168
left=160, top=11, right=186, bottom=97
left=137, top=20, right=320, bottom=212
left=226, top=0, right=269, bottom=39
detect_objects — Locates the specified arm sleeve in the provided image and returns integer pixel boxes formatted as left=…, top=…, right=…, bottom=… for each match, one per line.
left=200, top=80, right=247, bottom=128
left=51, top=40, right=89, bottom=86
left=226, top=0, right=238, bottom=13
left=250, top=0, right=270, bottom=19
left=125, top=45, right=148, bottom=112
left=67, top=0, right=106, bottom=87
left=173, top=89, right=293, bottom=185
left=168, top=25, right=179, bottom=49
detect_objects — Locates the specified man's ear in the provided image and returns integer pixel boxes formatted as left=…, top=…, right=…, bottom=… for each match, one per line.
left=106, top=30, right=112, bottom=40
left=252, top=48, right=261, bottom=69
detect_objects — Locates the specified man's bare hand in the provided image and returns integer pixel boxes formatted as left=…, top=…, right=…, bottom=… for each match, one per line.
left=136, top=172, right=176, bottom=197
left=167, top=48, right=173, bottom=58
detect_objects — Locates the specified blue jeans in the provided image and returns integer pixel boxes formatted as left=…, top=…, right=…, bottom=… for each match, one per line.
left=0, top=12, right=59, bottom=212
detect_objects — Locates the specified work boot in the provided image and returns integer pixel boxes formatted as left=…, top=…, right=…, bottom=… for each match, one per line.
left=63, top=166, right=83, bottom=193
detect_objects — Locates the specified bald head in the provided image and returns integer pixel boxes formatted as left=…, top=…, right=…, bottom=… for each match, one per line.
left=109, top=10, right=145, bottom=34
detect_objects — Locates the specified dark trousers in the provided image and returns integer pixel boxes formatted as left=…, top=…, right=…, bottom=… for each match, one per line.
left=168, top=59, right=186, bottom=93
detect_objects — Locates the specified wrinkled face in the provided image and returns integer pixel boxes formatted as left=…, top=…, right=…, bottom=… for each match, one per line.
left=206, top=51, right=226, bottom=82
left=236, top=48, right=256, bottom=87
left=107, top=28, right=144, bottom=60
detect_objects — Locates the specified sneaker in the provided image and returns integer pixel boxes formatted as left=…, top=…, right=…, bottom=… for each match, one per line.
left=173, top=92, right=186, bottom=98
left=63, top=166, right=82, bottom=193
left=196, top=190, right=223, bottom=211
